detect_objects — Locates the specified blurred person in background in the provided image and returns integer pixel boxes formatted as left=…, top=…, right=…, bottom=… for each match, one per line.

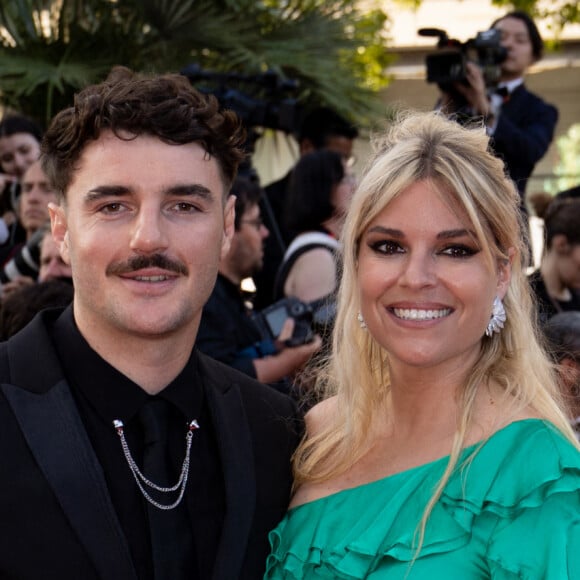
left=439, top=11, right=557, bottom=215
left=274, top=150, right=354, bottom=322
left=0, top=278, right=74, bottom=340
left=38, top=227, right=72, bottom=283
left=197, top=176, right=321, bottom=394
left=0, top=114, right=43, bottom=246
left=528, top=196, right=580, bottom=323
left=544, top=312, right=580, bottom=439
left=0, top=159, right=58, bottom=299
left=253, top=107, right=359, bottom=309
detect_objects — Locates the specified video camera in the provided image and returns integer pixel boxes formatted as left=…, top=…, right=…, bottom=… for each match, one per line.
left=181, top=64, right=301, bottom=135
left=418, top=28, right=507, bottom=91
left=252, top=297, right=315, bottom=347
left=252, top=295, right=337, bottom=348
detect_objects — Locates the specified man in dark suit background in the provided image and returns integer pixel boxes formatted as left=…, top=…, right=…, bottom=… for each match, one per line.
left=438, top=10, right=558, bottom=209
left=0, top=67, right=301, bottom=580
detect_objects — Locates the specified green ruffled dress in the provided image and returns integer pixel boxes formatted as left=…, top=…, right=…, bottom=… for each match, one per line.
left=265, top=419, right=580, bottom=579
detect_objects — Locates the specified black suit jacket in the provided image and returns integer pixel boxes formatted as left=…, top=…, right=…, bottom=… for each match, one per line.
left=0, top=310, right=302, bottom=580
left=490, top=84, right=558, bottom=198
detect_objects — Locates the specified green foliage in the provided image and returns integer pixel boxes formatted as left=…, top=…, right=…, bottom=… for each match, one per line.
left=490, top=0, right=580, bottom=34
left=0, top=0, right=391, bottom=128
left=545, top=124, right=580, bottom=194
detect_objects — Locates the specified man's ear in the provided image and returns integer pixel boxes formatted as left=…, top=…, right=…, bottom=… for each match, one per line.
left=48, top=202, right=71, bottom=265
left=220, top=195, right=236, bottom=261
left=496, top=247, right=515, bottom=300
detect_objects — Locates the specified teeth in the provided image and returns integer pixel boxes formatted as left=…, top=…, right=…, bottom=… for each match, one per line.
left=393, top=308, right=451, bottom=321
left=134, top=275, right=168, bottom=282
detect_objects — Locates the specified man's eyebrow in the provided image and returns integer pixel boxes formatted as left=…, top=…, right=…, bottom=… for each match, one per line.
left=84, top=185, right=130, bottom=203
left=165, top=184, right=214, bottom=200
left=83, top=183, right=215, bottom=203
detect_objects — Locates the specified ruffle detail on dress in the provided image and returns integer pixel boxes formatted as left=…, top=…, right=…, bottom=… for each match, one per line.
left=265, top=420, right=580, bottom=579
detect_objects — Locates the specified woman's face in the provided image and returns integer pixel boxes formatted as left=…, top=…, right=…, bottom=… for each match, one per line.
left=0, top=132, right=41, bottom=178
left=357, top=180, right=511, bottom=374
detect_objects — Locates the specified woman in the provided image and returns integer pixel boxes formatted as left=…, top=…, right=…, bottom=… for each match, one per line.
left=265, top=111, right=580, bottom=579
left=529, top=196, right=580, bottom=324
left=274, top=149, right=354, bottom=305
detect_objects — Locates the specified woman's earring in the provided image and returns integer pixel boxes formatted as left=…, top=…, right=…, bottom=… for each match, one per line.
left=357, top=312, right=367, bottom=330
left=485, top=296, right=506, bottom=337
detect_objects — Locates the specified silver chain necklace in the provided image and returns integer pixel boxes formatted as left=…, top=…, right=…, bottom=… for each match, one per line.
left=113, top=418, right=200, bottom=510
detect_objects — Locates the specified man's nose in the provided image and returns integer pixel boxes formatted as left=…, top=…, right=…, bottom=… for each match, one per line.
left=130, top=208, right=169, bottom=253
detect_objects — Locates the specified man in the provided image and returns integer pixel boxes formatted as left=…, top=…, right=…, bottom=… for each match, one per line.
left=439, top=11, right=558, bottom=206
left=38, top=227, right=73, bottom=282
left=253, top=106, right=359, bottom=309
left=1, top=159, right=58, bottom=297
left=0, top=114, right=43, bottom=245
left=196, top=176, right=321, bottom=391
left=0, top=67, right=301, bottom=580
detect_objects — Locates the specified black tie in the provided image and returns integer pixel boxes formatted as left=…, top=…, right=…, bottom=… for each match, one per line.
left=139, top=399, right=195, bottom=580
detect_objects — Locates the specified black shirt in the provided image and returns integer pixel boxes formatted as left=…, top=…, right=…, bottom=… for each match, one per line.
left=50, top=307, right=225, bottom=579
left=197, top=274, right=265, bottom=378
left=529, top=270, right=580, bottom=325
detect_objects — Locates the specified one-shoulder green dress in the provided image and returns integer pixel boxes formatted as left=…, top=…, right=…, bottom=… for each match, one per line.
left=265, top=419, right=580, bottom=579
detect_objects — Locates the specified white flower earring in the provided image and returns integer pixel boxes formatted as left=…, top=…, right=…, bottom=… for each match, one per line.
left=357, top=312, right=367, bottom=330
left=485, top=296, right=506, bottom=337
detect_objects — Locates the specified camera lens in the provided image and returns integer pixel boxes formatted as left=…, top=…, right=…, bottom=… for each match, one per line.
left=290, top=302, right=305, bottom=316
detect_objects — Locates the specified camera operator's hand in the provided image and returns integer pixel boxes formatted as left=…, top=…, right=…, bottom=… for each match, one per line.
left=453, top=61, right=491, bottom=119
left=274, top=317, right=298, bottom=350
left=1, top=275, right=35, bottom=301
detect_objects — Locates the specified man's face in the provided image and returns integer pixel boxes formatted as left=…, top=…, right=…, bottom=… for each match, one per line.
left=38, top=233, right=72, bottom=283
left=50, top=131, right=234, bottom=342
left=324, top=135, right=355, bottom=167
left=227, top=202, right=269, bottom=280
left=0, top=132, right=41, bottom=178
left=495, top=16, right=535, bottom=81
left=19, top=160, right=57, bottom=236
left=300, top=134, right=355, bottom=167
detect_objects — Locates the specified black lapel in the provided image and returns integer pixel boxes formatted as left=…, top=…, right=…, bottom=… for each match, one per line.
left=2, top=312, right=137, bottom=580
left=501, top=84, right=527, bottom=118
left=200, top=357, right=256, bottom=580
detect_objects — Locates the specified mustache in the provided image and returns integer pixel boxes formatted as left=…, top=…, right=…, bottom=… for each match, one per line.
left=106, top=254, right=188, bottom=276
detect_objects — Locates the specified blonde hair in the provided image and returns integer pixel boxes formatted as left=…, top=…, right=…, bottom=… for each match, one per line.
left=293, top=110, right=578, bottom=549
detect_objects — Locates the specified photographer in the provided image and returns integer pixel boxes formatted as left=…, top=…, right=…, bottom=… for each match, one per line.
left=437, top=11, right=558, bottom=210
left=0, top=160, right=57, bottom=300
left=0, top=114, right=43, bottom=250
left=196, top=176, right=321, bottom=394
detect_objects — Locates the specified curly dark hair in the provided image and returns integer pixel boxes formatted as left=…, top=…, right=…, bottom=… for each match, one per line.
left=41, top=66, right=247, bottom=197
